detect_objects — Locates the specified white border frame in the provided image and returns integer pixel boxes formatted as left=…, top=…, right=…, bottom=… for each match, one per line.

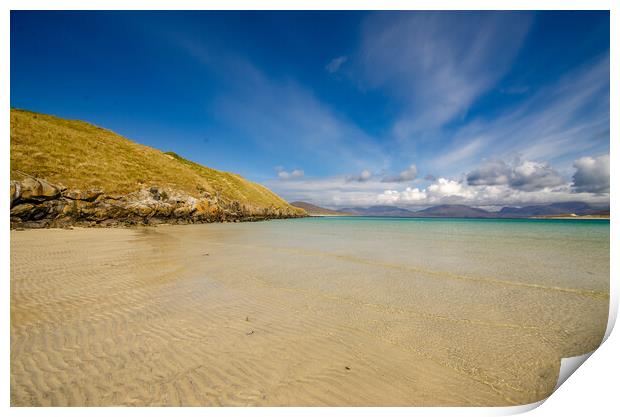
left=2, top=1, right=617, bottom=416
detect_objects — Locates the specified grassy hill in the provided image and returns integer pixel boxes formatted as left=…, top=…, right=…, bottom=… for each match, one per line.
left=10, top=109, right=304, bottom=215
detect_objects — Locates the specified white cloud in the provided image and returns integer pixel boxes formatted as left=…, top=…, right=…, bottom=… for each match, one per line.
left=510, top=160, right=565, bottom=191
left=573, top=154, right=610, bottom=193
left=466, top=157, right=565, bottom=191
left=346, top=169, right=373, bottom=182
left=276, top=168, right=304, bottom=180
left=378, top=187, right=426, bottom=204
left=427, top=178, right=476, bottom=201
left=466, top=158, right=511, bottom=186
left=381, top=164, right=418, bottom=182
left=326, top=55, right=348, bottom=73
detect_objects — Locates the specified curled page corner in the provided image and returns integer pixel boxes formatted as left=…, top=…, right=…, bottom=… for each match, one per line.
left=547, top=296, right=620, bottom=396
left=501, top=399, right=546, bottom=416
left=603, top=298, right=618, bottom=343
left=493, top=352, right=596, bottom=416
left=500, top=301, right=615, bottom=415
left=553, top=351, right=594, bottom=392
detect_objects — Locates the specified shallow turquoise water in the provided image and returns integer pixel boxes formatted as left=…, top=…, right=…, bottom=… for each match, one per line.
left=204, top=216, right=610, bottom=292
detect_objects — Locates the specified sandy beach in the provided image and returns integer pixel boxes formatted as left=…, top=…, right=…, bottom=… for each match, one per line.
left=11, top=220, right=609, bottom=406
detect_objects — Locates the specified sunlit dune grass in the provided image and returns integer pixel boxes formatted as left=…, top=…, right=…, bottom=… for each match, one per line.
left=10, top=108, right=303, bottom=214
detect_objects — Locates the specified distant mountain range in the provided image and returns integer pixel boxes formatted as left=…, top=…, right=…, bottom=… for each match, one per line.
left=290, top=201, right=352, bottom=216
left=497, top=202, right=607, bottom=217
left=294, top=202, right=609, bottom=219
left=411, top=204, right=495, bottom=218
left=338, top=205, right=416, bottom=217
left=339, top=204, right=495, bottom=218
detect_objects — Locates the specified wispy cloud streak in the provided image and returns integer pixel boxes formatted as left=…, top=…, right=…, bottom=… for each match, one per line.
left=358, top=11, right=533, bottom=137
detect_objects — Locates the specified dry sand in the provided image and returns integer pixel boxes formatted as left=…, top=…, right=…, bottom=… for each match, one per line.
left=10, top=223, right=609, bottom=406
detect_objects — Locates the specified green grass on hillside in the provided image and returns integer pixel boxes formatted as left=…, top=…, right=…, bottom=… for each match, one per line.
left=10, top=109, right=303, bottom=212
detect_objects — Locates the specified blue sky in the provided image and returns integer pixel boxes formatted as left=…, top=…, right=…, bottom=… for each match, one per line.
left=11, top=11, right=610, bottom=208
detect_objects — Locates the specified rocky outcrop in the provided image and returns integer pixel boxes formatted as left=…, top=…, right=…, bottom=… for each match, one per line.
left=10, top=177, right=306, bottom=229
left=11, top=177, right=62, bottom=204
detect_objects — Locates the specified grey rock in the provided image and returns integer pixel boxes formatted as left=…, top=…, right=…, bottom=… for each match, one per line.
left=10, top=203, right=35, bottom=218
left=16, top=177, right=61, bottom=202
left=62, top=189, right=104, bottom=202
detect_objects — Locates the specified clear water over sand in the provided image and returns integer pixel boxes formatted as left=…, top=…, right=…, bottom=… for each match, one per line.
left=11, top=217, right=609, bottom=406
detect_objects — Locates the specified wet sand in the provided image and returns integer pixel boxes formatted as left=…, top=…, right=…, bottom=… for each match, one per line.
left=10, top=220, right=609, bottom=406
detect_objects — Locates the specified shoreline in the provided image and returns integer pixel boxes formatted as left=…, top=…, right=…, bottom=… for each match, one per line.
left=10, top=213, right=307, bottom=230
left=530, top=215, right=610, bottom=220
left=11, top=213, right=610, bottom=230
